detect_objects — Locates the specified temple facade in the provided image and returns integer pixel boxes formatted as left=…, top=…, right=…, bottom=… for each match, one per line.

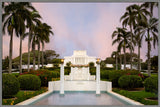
left=64, top=50, right=97, bottom=66
left=64, top=50, right=96, bottom=81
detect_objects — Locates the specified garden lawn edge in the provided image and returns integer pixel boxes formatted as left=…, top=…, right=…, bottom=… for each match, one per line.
left=16, top=90, right=53, bottom=105
left=108, top=91, right=144, bottom=105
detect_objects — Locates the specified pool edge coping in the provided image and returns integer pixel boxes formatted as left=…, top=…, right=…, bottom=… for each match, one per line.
left=16, top=90, right=144, bottom=105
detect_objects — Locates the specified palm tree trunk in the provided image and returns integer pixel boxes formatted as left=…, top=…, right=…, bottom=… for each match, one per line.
left=33, top=42, right=35, bottom=70
left=27, top=31, right=31, bottom=72
left=130, top=25, right=133, bottom=70
left=42, top=44, right=44, bottom=68
left=147, top=30, right=151, bottom=77
left=138, top=42, right=141, bottom=72
left=124, top=46, right=126, bottom=70
left=19, top=35, right=23, bottom=73
left=9, top=31, right=13, bottom=74
left=38, top=42, right=40, bottom=69
left=120, top=51, right=122, bottom=70
left=116, top=54, right=118, bottom=70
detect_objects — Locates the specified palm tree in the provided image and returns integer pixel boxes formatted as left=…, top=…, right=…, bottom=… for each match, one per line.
left=143, top=2, right=158, bottom=16
left=111, top=51, right=119, bottom=70
left=118, top=50, right=122, bottom=70
left=26, top=11, right=41, bottom=72
left=112, top=27, right=132, bottom=70
left=129, top=4, right=151, bottom=72
left=15, top=3, right=36, bottom=73
left=40, top=23, right=53, bottom=68
left=137, top=17, right=158, bottom=76
left=31, top=36, right=36, bottom=70
left=120, top=5, right=137, bottom=70
left=34, top=22, right=53, bottom=69
left=2, top=2, right=22, bottom=73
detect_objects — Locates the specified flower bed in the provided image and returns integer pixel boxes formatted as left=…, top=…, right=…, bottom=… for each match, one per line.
left=2, top=87, right=48, bottom=105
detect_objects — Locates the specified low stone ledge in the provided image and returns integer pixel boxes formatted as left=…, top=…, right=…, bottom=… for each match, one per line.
left=48, top=80, right=112, bottom=92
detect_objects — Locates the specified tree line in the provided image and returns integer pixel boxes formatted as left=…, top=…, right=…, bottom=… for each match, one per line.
left=111, top=2, right=158, bottom=76
left=2, top=2, right=54, bottom=73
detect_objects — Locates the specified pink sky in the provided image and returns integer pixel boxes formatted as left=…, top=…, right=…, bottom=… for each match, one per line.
left=2, top=2, right=158, bottom=61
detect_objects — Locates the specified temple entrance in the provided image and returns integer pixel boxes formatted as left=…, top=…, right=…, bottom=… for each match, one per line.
left=64, top=50, right=96, bottom=81
left=65, top=67, right=95, bottom=81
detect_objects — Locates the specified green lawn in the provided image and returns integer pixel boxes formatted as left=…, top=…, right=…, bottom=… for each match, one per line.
left=112, top=88, right=158, bottom=105
left=2, top=87, right=48, bottom=105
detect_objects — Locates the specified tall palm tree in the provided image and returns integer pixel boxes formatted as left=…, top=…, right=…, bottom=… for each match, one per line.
left=26, top=11, right=41, bottom=72
left=2, top=2, right=22, bottom=73
left=111, top=51, right=119, bottom=70
left=112, top=27, right=132, bottom=70
left=137, top=17, right=158, bottom=76
left=15, top=2, right=36, bottom=73
left=31, top=35, right=36, bottom=70
left=129, top=4, right=151, bottom=72
left=118, top=50, right=122, bottom=70
left=120, top=5, right=137, bottom=70
left=34, top=22, right=53, bottom=69
left=41, top=23, right=53, bottom=68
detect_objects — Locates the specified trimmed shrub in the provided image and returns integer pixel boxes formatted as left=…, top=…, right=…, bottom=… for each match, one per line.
left=18, top=74, right=41, bottom=90
left=20, top=70, right=59, bottom=87
left=108, top=70, right=144, bottom=87
left=11, top=73, right=20, bottom=78
left=47, top=67, right=60, bottom=71
left=89, top=62, right=95, bottom=67
left=51, top=71, right=60, bottom=78
left=65, top=67, right=70, bottom=75
left=118, top=75, right=143, bottom=89
left=2, top=74, right=20, bottom=98
left=108, top=70, right=125, bottom=87
left=105, top=67, right=115, bottom=70
left=100, top=70, right=110, bottom=79
left=90, top=67, right=96, bottom=75
left=144, top=75, right=158, bottom=94
left=125, top=69, right=140, bottom=75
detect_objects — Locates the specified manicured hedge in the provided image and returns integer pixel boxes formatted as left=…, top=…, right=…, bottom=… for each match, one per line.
left=144, top=75, right=158, bottom=94
left=108, top=70, right=125, bottom=87
left=100, top=70, right=110, bottom=79
left=20, top=69, right=60, bottom=87
left=90, top=67, right=96, bottom=75
left=64, top=67, right=70, bottom=75
left=2, top=74, right=20, bottom=98
left=108, top=70, right=143, bottom=87
left=11, top=73, right=20, bottom=78
left=18, top=74, right=41, bottom=90
left=118, top=75, right=143, bottom=89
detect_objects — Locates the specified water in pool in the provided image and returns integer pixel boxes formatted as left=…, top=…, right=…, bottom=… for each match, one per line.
left=32, top=91, right=130, bottom=105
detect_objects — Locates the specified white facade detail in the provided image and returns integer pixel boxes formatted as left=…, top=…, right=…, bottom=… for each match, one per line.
left=64, top=50, right=97, bottom=66
left=64, top=50, right=96, bottom=81
left=48, top=81, right=112, bottom=92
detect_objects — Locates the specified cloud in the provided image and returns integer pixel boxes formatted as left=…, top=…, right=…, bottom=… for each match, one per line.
left=2, top=2, right=158, bottom=61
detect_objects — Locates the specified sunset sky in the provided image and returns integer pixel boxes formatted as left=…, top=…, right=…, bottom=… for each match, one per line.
left=2, top=2, right=158, bottom=61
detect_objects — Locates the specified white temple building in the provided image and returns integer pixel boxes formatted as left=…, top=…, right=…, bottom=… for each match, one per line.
left=48, top=50, right=112, bottom=95
left=64, top=50, right=97, bottom=66
left=64, top=50, right=96, bottom=81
